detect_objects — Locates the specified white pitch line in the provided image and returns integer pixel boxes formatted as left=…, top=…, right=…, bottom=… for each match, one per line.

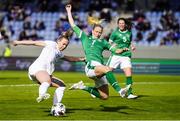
left=0, top=84, right=38, bottom=87
left=0, top=82, right=180, bottom=87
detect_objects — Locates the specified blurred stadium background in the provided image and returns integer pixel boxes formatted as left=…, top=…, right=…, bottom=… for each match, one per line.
left=0, top=0, right=180, bottom=74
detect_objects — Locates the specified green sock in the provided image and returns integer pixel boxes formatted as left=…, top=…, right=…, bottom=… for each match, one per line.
left=106, top=71, right=121, bottom=92
left=126, top=76, right=133, bottom=95
left=83, top=87, right=101, bottom=98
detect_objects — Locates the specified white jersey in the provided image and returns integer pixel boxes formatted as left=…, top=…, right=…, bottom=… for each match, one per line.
left=29, top=41, right=64, bottom=75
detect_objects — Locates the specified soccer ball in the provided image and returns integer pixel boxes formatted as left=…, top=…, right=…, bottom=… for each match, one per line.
left=50, top=103, right=66, bottom=116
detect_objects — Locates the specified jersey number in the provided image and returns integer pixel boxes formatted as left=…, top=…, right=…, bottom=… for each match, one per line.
left=123, top=36, right=127, bottom=42
left=91, top=40, right=96, bottom=47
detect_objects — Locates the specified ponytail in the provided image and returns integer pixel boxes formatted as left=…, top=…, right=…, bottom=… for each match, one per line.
left=88, top=16, right=104, bottom=25
left=57, top=29, right=73, bottom=42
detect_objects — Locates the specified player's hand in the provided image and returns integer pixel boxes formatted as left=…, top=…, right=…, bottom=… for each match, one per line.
left=11, top=41, right=18, bottom=46
left=115, top=48, right=129, bottom=54
left=65, top=4, right=72, bottom=12
left=131, top=44, right=136, bottom=52
left=122, top=47, right=129, bottom=51
left=79, top=57, right=86, bottom=62
left=115, top=49, right=123, bottom=54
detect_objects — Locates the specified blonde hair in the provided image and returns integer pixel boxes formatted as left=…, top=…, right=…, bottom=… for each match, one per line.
left=87, top=16, right=104, bottom=25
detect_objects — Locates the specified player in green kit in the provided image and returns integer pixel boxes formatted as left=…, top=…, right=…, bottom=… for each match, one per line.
left=66, top=4, right=131, bottom=100
left=107, top=18, right=138, bottom=99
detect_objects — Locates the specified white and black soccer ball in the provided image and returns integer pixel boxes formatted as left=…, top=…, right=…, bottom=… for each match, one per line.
left=50, top=103, right=66, bottom=116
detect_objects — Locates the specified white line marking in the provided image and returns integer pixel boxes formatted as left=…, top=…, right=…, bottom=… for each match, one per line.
left=0, top=82, right=180, bottom=87
left=0, top=84, right=38, bottom=87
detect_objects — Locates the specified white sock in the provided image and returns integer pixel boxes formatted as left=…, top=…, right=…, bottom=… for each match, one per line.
left=39, top=82, right=50, bottom=97
left=53, top=87, right=65, bottom=105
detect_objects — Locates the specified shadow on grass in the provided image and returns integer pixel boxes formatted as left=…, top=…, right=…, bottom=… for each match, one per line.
left=66, top=107, right=94, bottom=114
left=42, top=95, right=151, bottom=116
left=99, top=104, right=149, bottom=114
left=137, top=95, right=150, bottom=98
left=44, top=107, right=94, bottom=115
left=43, top=104, right=148, bottom=117
left=111, top=94, right=150, bottom=99
left=47, top=113, right=68, bottom=117
left=44, top=106, right=130, bottom=115
left=100, top=105, right=130, bottom=114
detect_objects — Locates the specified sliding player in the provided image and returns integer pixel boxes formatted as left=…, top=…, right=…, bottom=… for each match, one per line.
left=66, top=4, right=130, bottom=100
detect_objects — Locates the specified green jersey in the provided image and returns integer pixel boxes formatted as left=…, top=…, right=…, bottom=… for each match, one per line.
left=73, top=25, right=115, bottom=64
left=109, top=28, right=132, bottom=57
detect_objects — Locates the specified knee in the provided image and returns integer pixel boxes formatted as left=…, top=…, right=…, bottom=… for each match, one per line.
left=51, top=78, right=66, bottom=87
left=100, top=94, right=109, bottom=100
left=104, top=66, right=112, bottom=73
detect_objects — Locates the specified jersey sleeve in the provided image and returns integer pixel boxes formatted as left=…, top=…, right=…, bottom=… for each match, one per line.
left=109, top=31, right=116, bottom=43
left=104, top=40, right=114, bottom=51
left=44, top=41, right=56, bottom=47
left=103, top=39, right=111, bottom=49
left=72, top=25, right=88, bottom=41
left=103, top=39, right=117, bottom=52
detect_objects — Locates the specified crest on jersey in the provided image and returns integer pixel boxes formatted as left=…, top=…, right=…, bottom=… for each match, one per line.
left=126, top=34, right=130, bottom=38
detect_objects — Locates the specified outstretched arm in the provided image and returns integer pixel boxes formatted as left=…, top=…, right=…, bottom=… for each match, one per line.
left=65, top=4, right=88, bottom=41
left=12, top=40, right=45, bottom=47
left=115, top=48, right=129, bottom=54
left=63, top=55, right=85, bottom=62
left=106, top=40, right=129, bottom=54
left=66, top=4, right=75, bottom=27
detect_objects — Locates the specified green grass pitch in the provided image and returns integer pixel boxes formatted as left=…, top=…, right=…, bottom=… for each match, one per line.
left=0, top=71, right=180, bottom=120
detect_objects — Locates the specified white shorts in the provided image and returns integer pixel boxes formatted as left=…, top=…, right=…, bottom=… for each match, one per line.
left=85, top=61, right=102, bottom=77
left=85, top=60, right=108, bottom=88
left=107, top=55, right=132, bottom=69
left=93, top=76, right=108, bottom=88
left=28, top=62, right=54, bottom=81
left=28, top=74, right=38, bottom=82
left=28, top=62, right=54, bottom=75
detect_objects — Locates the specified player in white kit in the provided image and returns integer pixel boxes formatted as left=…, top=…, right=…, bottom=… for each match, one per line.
left=13, top=30, right=85, bottom=108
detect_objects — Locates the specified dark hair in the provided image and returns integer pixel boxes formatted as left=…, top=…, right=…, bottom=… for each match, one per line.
left=117, top=17, right=133, bottom=30
left=92, top=24, right=103, bottom=31
left=57, top=29, right=73, bottom=42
